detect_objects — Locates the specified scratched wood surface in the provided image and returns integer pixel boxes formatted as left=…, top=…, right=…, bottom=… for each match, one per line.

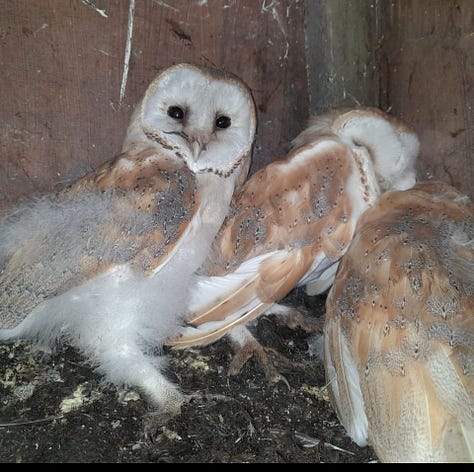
left=1, top=0, right=472, bottom=209
left=378, top=0, right=473, bottom=198
left=0, top=0, right=308, bottom=209
left=305, top=0, right=473, bottom=199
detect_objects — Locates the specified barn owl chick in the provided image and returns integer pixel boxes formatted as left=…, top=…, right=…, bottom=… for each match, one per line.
left=167, top=107, right=420, bottom=379
left=0, top=63, right=257, bottom=417
left=323, top=181, right=474, bottom=462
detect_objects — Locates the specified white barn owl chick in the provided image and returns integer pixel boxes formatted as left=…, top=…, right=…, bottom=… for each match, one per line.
left=0, top=63, right=257, bottom=417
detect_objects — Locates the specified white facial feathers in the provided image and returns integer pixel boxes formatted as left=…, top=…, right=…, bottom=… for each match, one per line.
left=127, top=63, right=257, bottom=176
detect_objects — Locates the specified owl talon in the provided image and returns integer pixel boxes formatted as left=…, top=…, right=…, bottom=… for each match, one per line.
left=143, top=392, right=241, bottom=441
left=263, top=366, right=291, bottom=390
left=266, top=304, right=324, bottom=333
left=142, top=408, right=183, bottom=441
left=228, top=339, right=292, bottom=388
left=281, top=309, right=324, bottom=333
left=187, top=392, right=236, bottom=405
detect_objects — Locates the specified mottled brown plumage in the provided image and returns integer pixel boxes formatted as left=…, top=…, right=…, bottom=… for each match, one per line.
left=71, top=148, right=199, bottom=276
left=168, top=108, right=420, bottom=377
left=1, top=149, right=199, bottom=331
left=324, top=180, right=474, bottom=462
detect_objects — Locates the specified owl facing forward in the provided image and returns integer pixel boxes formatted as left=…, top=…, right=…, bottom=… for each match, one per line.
left=0, top=63, right=257, bottom=417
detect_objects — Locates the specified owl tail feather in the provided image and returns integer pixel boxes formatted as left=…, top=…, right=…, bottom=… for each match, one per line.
left=168, top=247, right=314, bottom=348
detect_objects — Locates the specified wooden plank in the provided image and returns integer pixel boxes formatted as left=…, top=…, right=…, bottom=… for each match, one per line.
left=378, top=0, right=473, bottom=198
left=0, top=0, right=308, bottom=209
left=305, top=0, right=382, bottom=113
left=305, top=0, right=473, bottom=198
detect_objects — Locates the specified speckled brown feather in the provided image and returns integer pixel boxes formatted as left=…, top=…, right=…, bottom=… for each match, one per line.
left=0, top=148, right=198, bottom=329
left=70, top=147, right=199, bottom=275
left=168, top=106, right=419, bottom=350
left=203, top=137, right=355, bottom=276
left=324, top=180, right=474, bottom=462
left=169, top=138, right=366, bottom=347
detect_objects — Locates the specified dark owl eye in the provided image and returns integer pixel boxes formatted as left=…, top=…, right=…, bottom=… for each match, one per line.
left=215, top=115, right=231, bottom=129
left=167, top=106, right=184, bottom=120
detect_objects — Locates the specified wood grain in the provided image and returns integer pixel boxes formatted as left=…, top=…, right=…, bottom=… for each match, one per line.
left=2, top=1, right=472, bottom=208
left=306, top=0, right=473, bottom=199
left=0, top=0, right=309, bottom=209
left=379, top=0, right=473, bottom=198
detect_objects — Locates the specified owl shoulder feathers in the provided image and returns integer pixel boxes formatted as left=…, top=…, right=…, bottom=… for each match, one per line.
left=324, top=180, right=474, bottom=462
left=169, top=107, right=420, bottom=349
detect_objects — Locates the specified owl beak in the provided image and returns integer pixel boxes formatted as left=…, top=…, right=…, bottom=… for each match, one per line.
left=189, top=134, right=210, bottom=162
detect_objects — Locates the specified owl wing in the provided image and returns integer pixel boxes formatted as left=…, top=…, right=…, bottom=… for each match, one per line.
left=168, top=136, right=371, bottom=348
left=324, top=181, right=474, bottom=462
left=0, top=147, right=199, bottom=329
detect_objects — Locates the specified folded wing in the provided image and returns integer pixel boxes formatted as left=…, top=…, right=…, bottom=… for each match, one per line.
left=0, top=147, right=199, bottom=329
left=324, top=181, right=474, bottom=462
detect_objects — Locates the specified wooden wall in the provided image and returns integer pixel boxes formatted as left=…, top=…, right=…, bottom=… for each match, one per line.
left=306, top=0, right=473, bottom=198
left=379, top=0, right=473, bottom=198
left=0, top=0, right=308, bottom=209
left=305, top=0, right=382, bottom=112
left=1, top=0, right=472, bottom=210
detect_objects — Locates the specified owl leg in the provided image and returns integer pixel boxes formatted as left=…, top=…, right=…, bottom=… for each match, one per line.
left=227, top=325, right=291, bottom=387
left=80, top=338, right=185, bottom=421
left=264, top=303, right=324, bottom=332
left=133, top=362, right=185, bottom=418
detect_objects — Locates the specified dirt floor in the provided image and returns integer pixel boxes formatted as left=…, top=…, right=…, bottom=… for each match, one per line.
left=0, top=288, right=377, bottom=463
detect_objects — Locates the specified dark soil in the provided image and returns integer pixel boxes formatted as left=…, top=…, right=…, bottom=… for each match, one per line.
left=0, top=288, right=377, bottom=463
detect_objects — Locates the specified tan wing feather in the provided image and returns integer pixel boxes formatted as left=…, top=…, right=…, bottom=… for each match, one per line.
left=204, top=137, right=355, bottom=274
left=168, top=247, right=313, bottom=347
left=0, top=148, right=199, bottom=329
left=325, top=181, right=474, bottom=462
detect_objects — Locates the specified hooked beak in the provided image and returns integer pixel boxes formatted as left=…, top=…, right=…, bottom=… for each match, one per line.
left=163, top=130, right=210, bottom=162
left=189, top=134, right=210, bottom=162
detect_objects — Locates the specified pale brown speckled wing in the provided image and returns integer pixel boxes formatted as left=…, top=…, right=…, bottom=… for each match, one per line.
left=70, top=147, right=199, bottom=275
left=0, top=148, right=199, bottom=329
left=324, top=180, right=474, bottom=462
left=168, top=135, right=370, bottom=348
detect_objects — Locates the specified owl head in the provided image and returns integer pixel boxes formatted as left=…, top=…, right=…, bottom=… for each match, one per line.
left=123, top=63, right=257, bottom=181
left=293, top=107, right=420, bottom=193
left=332, top=108, right=420, bottom=192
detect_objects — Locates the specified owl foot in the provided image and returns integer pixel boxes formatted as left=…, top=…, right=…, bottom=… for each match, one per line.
left=266, top=303, right=324, bottom=333
left=228, top=333, right=292, bottom=388
left=142, top=392, right=235, bottom=440
left=142, top=409, right=182, bottom=441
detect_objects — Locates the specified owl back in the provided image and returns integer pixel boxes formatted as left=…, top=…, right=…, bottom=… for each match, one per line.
left=324, top=180, right=474, bottom=462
